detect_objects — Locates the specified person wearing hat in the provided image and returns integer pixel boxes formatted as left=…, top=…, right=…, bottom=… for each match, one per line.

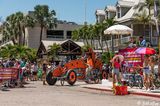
left=111, top=57, right=121, bottom=87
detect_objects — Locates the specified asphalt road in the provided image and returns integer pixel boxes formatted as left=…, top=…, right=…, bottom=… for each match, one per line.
left=0, top=81, right=160, bottom=106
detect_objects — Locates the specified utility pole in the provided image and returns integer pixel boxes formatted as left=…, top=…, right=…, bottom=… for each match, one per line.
left=84, top=0, right=87, bottom=25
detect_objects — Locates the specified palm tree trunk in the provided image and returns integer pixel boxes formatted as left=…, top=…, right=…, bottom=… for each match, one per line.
left=40, top=25, right=43, bottom=44
left=85, top=39, right=89, bottom=45
left=84, top=35, right=89, bottom=45
left=11, top=37, right=17, bottom=45
left=23, top=27, right=26, bottom=46
left=92, top=38, right=95, bottom=49
left=18, top=25, right=22, bottom=45
left=104, top=37, right=109, bottom=52
left=98, top=35, right=103, bottom=53
left=91, top=37, right=93, bottom=46
left=101, top=34, right=104, bottom=53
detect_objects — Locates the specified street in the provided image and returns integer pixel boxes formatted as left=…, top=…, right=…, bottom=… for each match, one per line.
left=0, top=81, right=160, bottom=106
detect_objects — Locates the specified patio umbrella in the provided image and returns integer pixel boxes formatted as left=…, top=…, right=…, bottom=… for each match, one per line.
left=104, top=24, right=133, bottom=35
left=110, top=55, right=124, bottom=63
left=104, top=24, right=133, bottom=52
left=135, top=47, right=156, bottom=55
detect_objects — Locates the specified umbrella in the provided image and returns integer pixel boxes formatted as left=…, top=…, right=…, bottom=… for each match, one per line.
left=110, top=55, right=124, bottom=63
left=104, top=24, right=133, bottom=35
left=135, top=47, right=156, bottom=55
left=104, top=24, right=133, bottom=51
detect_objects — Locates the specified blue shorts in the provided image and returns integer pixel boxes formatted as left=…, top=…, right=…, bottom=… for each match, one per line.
left=112, top=68, right=120, bottom=75
left=143, top=69, right=150, bottom=75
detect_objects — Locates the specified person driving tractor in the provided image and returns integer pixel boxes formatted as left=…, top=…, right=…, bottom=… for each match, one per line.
left=85, top=53, right=94, bottom=81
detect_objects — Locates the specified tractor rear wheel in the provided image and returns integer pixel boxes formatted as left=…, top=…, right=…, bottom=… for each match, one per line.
left=67, top=70, right=77, bottom=86
left=46, top=71, right=57, bottom=85
left=102, top=71, right=108, bottom=79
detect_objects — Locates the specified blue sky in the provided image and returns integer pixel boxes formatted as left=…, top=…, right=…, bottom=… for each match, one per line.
left=0, top=0, right=117, bottom=24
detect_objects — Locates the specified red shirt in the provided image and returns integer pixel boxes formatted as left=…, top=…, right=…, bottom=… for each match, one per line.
left=114, top=61, right=120, bottom=68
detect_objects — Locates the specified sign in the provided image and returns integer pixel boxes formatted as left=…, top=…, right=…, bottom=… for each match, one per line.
left=119, top=48, right=143, bottom=67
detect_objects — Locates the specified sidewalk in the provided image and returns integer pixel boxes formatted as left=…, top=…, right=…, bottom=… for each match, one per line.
left=80, top=80, right=160, bottom=98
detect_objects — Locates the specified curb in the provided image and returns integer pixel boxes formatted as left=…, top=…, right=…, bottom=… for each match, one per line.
left=83, top=86, right=160, bottom=98
left=129, top=91, right=160, bottom=98
left=83, top=87, right=113, bottom=92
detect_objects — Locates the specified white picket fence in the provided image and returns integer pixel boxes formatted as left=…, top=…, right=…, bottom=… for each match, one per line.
left=87, top=36, right=130, bottom=50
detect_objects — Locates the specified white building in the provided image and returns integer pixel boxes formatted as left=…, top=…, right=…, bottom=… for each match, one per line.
left=96, top=0, right=160, bottom=46
left=25, top=20, right=82, bottom=49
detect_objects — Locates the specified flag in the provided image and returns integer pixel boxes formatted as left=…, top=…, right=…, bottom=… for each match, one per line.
left=154, top=0, right=158, bottom=17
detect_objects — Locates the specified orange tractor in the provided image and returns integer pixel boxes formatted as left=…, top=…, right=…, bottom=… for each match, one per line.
left=46, top=48, right=104, bottom=86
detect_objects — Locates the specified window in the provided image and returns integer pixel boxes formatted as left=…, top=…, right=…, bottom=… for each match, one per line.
left=106, top=12, right=108, bottom=19
left=67, top=31, right=72, bottom=39
left=156, top=1, right=160, bottom=15
left=47, top=30, right=64, bottom=39
left=117, top=7, right=121, bottom=18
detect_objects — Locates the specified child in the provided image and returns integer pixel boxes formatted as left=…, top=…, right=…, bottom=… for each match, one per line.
left=37, top=66, right=42, bottom=81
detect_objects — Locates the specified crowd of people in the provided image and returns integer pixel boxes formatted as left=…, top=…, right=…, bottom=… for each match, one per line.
left=0, top=36, right=159, bottom=91
left=111, top=54, right=159, bottom=91
left=128, top=36, right=151, bottom=48
left=110, top=35, right=160, bottom=91
left=0, top=58, right=58, bottom=87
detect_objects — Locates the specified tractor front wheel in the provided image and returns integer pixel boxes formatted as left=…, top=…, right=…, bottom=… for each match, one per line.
left=67, top=70, right=77, bottom=86
left=46, top=71, right=57, bottom=85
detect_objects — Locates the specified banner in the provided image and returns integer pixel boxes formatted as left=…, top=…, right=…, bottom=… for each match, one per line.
left=119, top=48, right=143, bottom=67
left=0, top=68, right=19, bottom=80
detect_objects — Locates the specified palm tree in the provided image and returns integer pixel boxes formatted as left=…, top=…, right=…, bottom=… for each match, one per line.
left=0, top=44, right=37, bottom=60
left=134, top=0, right=154, bottom=14
left=3, top=14, right=19, bottom=44
left=22, top=15, right=35, bottom=45
left=48, top=43, right=61, bottom=60
left=93, top=23, right=103, bottom=51
left=88, top=24, right=96, bottom=47
left=14, top=12, right=35, bottom=45
left=14, top=12, right=24, bottom=45
left=3, top=12, right=35, bottom=45
left=33, top=5, right=57, bottom=44
left=0, top=44, right=15, bottom=59
left=27, top=48, right=37, bottom=62
left=71, top=29, right=80, bottom=41
left=134, top=0, right=154, bottom=42
left=72, top=25, right=90, bottom=45
left=134, top=9, right=151, bottom=39
left=13, top=45, right=32, bottom=59
left=72, top=19, right=115, bottom=52
left=102, top=18, right=115, bottom=52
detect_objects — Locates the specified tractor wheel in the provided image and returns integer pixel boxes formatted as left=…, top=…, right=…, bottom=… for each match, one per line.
left=46, top=71, right=57, bottom=85
left=67, top=70, right=77, bottom=86
left=102, top=71, right=108, bottom=79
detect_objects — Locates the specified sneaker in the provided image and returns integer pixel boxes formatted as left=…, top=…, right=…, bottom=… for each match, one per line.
left=147, top=89, right=150, bottom=92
